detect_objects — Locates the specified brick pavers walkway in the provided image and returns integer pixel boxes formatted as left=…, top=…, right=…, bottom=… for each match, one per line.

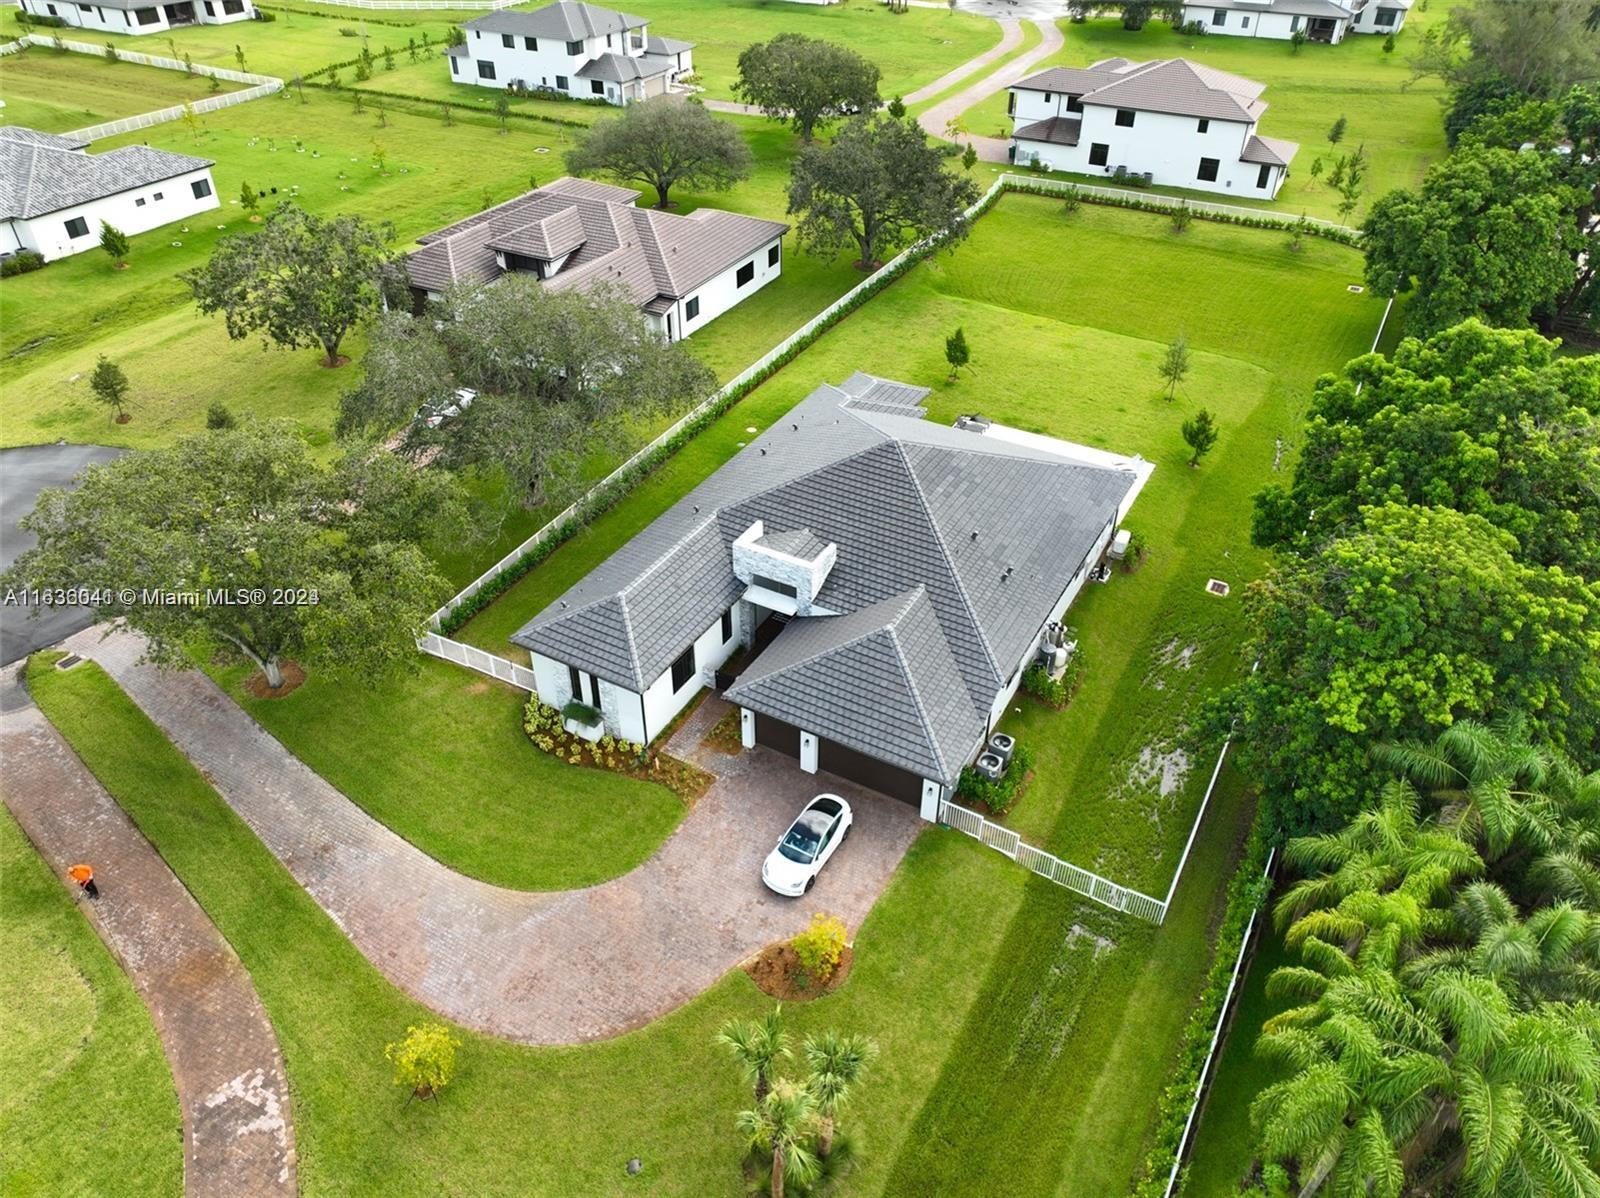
left=70, top=627, right=923, bottom=1044
left=1, top=670, right=296, bottom=1198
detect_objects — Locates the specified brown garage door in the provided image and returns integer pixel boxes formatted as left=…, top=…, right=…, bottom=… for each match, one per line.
left=754, top=713, right=801, bottom=758
left=818, top=739, right=924, bottom=806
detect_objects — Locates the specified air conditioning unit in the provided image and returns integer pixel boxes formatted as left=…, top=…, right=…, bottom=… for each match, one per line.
left=974, top=752, right=1007, bottom=781
left=988, top=733, right=1016, bottom=766
left=954, top=413, right=992, bottom=433
left=1107, top=528, right=1132, bottom=560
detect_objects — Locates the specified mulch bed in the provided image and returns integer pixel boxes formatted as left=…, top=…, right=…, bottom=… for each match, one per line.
left=703, top=708, right=745, bottom=755
left=744, top=940, right=854, bottom=1002
left=243, top=660, right=307, bottom=699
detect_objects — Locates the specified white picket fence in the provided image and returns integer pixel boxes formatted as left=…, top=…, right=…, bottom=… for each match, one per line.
left=419, top=631, right=537, bottom=690
left=15, top=35, right=283, bottom=142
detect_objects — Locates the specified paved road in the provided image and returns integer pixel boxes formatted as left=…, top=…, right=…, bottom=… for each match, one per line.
left=920, top=15, right=1065, bottom=162
left=1, top=671, right=297, bottom=1198
left=0, top=443, right=124, bottom=666
left=70, top=625, right=924, bottom=1044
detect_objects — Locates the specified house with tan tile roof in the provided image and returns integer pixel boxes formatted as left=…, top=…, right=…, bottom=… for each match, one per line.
left=1007, top=57, right=1299, bottom=200
left=403, top=176, right=787, bottom=342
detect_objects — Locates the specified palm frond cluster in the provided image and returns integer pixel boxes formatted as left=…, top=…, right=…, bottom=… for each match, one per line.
left=1249, top=717, right=1600, bottom=1198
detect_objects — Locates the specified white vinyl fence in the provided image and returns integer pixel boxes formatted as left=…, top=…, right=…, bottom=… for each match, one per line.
left=15, top=36, right=283, bottom=142
left=419, top=632, right=537, bottom=691
left=998, top=172, right=1358, bottom=235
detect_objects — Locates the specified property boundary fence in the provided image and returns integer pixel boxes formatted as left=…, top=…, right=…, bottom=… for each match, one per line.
left=16, top=36, right=283, bottom=141
left=997, top=172, right=1359, bottom=236
left=419, top=632, right=537, bottom=690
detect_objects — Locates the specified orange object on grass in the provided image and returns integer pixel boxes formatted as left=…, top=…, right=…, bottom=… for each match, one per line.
left=69, top=864, right=94, bottom=884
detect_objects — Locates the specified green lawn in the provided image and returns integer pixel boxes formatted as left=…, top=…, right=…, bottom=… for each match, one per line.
left=0, top=804, right=182, bottom=1197
left=0, top=45, right=242, bottom=132
left=962, top=8, right=1458, bottom=222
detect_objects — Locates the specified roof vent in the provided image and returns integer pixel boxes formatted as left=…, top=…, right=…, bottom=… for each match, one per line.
left=971, top=530, right=979, bottom=541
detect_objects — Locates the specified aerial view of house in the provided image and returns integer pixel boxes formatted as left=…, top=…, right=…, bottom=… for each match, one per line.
left=446, top=0, right=695, bottom=105
left=0, top=125, right=217, bottom=260
left=1, top=0, right=1596, bottom=1196
left=1007, top=57, right=1297, bottom=197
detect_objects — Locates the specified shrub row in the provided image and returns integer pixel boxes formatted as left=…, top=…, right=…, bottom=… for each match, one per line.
left=1, top=250, right=46, bottom=278
left=1021, top=647, right=1086, bottom=709
left=1132, top=813, right=1274, bottom=1198
left=257, top=2, right=431, bottom=27
left=955, top=742, right=1034, bottom=817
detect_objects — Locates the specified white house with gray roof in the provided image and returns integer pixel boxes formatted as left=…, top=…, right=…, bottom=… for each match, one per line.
left=20, top=0, right=254, bottom=35
left=1177, top=0, right=1410, bottom=43
left=446, top=0, right=693, bottom=106
left=405, top=176, right=785, bottom=342
left=0, top=126, right=218, bottom=262
left=511, top=373, right=1151, bottom=819
left=1008, top=57, right=1298, bottom=199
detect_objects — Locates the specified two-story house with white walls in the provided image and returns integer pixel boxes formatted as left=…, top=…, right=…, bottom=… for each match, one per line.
left=1008, top=57, right=1298, bottom=199
left=1177, top=0, right=1409, bottom=42
left=510, top=372, right=1151, bottom=819
left=404, top=176, right=786, bottom=343
left=445, top=0, right=694, bottom=106
left=20, top=0, right=254, bottom=35
left=0, top=126, right=219, bottom=262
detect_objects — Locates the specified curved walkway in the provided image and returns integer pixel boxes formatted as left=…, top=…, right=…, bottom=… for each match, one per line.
left=1, top=670, right=296, bottom=1198
left=68, top=626, right=923, bottom=1045
left=919, top=16, right=1064, bottom=162
left=903, top=17, right=1022, bottom=105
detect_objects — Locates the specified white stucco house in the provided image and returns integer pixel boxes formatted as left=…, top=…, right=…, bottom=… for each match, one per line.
left=404, top=176, right=786, bottom=343
left=445, top=0, right=694, bottom=107
left=1008, top=57, right=1299, bottom=199
left=20, top=0, right=254, bottom=35
left=1177, top=0, right=1410, bottom=42
left=0, top=126, right=219, bottom=262
left=510, top=373, right=1151, bottom=820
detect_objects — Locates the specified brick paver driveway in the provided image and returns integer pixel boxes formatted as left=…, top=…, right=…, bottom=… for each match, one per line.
left=68, top=626, right=924, bottom=1044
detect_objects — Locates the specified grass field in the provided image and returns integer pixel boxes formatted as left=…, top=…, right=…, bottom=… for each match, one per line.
left=0, top=804, right=182, bottom=1197
left=961, top=8, right=1457, bottom=222
left=0, top=45, right=241, bottom=132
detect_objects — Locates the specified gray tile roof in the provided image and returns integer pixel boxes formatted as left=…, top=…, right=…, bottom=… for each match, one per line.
left=0, top=126, right=89, bottom=151
left=755, top=528, right=829, bottom=559
left=1015, top=57, right=1268, bottom=123
left=725, top=588, right=987, bottom=782
left=513, top=374, right=1143, bottom=782
left=577, top=50, right=672, bottom=82
left=406, top=177, right=786, bottom=306
left=465, top=0, right=648, bottom=39
left=647, top=34, right=693, bottom=55
left=1241, top=133, right=1299, bottom=166
left=1013, top=115, right=1083, bottom=147
left=0, top=132, right=212, bottom=221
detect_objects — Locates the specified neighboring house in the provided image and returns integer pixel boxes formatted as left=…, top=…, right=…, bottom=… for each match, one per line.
left=20, top=0, right=254, bottom=35
left=1008, top=57, right=1298, bottom=199
left=1177, top=0, right=1410, bottom=42
left=0, top=126, right=219, bottom=262
left=445, top=0, right=694, bottom=107
left=512, top=373, right=1151, bottom=819
left=404, top=176, right=787, bottom=342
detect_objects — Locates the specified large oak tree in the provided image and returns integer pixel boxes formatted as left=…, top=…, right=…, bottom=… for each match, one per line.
left=565, top=98, right=752, bottom=210
left=735, top=33, right=880, bottom=143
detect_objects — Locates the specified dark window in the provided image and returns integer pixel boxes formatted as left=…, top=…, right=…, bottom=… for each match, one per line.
left=735, top=261, right=754, bottom=287
left=1066, top=94, right=1083, bottom=112
left=1242, top=14, right=1250, bottom=27
left=685, top=295, right=699, bottom=319
left=135, top=197, right=147, bottom=207
left=1197, top=118, right=1209, bottom=133
left=64, top=216, right=89, bottom=238
left=751, top=574, right=798, bottom=598
left=1374, top=6, right=1395, bottom=23
left=1088, top=142, right=1109, bottom=167
left=1290, top=15, right=1300, bottom=30
left=1198, top=156, right=1220, bottom=182
left=670, top=645, right=696, bottom=691
left=1007, top=92, right=1015, bottom=116
left=587, top=673, right=600, bottom=707
left=1256, top=162, right=1272, bottom=188
left=767, top=244, right=779, bottom=268
left=477, top=59, right=496, bottom=79
left=569, top=665, right=583, bottom=698
left=153, top=191, right=162, bottom=200
left=555, top=74, right=568, bottom=90
left=566, top=39, right=582, bottom=54
left=523, top=35, right=537, bottom=49
left=1210, top=6, right=1225, bottom=22
left=591, top=79, right=605, bottom=95
left=45, top=2, right=55, bottom=11
left=721, top=609, right=734, bottom=643
left=1114, top=108, right=1135, bottom=127
left=1042, top=91, right=1052, bottom=103
left=191, top=177, right=212, bottom=199
left=135, top=6, right=159, bottom=22
left=450, top=56, right=459, bottom=74
left=605, top=33, right=611, bottom=46
left=502, top=33, right=513, bottom=47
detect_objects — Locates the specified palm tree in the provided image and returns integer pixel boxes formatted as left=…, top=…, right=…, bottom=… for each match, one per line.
left=802, top=1030, right=877, bottom=1159
left=735, top=1079, right=820, bottom=1198
left=717, top=1007, right=790, bottom=1103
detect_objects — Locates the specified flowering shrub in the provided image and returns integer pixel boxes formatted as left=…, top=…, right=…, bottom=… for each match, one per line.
left=384, top=1022, right=461, bottom=1100
left=522, top=697, right=711, bottom=801
left=791, top=913, right=848, bottom=983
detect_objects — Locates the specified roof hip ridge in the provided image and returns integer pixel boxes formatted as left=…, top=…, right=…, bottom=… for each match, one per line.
left=881, top=592, right=967, bottom=781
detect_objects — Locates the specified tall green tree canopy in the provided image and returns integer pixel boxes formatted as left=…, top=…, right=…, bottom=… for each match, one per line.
left=339, top=278, right=715, bottom=506
left=1224, top=503, right=1600, bottom=833
left=787, top=114, right=979, bottom=271
left=564, top=99, right=752, bottom=210
left=1414, top=0, right=1600, bottom=100
left=182, top=202, right=395, bottom=367
left=1253, top=320, right=1600, bottom=577
left=1361, top=145, right=1581, bottom=336
left=2, top=422, right=463, bottom=688
left=735, top=33, right=880, bottom=143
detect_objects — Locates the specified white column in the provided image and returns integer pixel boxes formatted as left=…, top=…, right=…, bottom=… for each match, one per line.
left=799, top=731, right=818, bottom=774
left=920, top=779, right=943, bottom=823
left=740, top=707, right=756, bottom=749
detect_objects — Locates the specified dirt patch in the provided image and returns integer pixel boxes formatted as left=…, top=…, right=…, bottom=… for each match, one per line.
left=703, top=707, right=744, bottom=755
left=744, top=940, right=854, bottom=1002
left=464, top=678, right=493, bottom=695
left=243, top=661, right=307, bottom=699
left=319, top=355, right=351, bottom=368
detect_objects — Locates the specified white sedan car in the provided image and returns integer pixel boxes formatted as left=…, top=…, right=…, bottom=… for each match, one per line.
left=761, top=794, right=853, bottom=896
